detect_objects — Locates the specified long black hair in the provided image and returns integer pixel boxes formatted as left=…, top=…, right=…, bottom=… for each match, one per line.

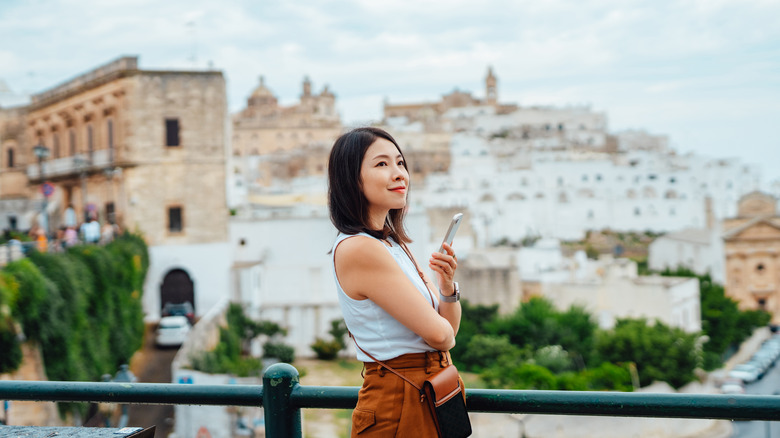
left=327, top=127, right=412, bottom=244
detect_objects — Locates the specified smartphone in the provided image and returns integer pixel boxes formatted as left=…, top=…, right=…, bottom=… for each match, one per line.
left=438, top=213, right=463, bottom=253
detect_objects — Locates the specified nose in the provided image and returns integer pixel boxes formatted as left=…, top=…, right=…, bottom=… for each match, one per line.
left=392, top=164, right=407, bottom=181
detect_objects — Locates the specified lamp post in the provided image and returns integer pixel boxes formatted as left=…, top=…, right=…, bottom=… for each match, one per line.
left=33, top=144, right=51, bottom=237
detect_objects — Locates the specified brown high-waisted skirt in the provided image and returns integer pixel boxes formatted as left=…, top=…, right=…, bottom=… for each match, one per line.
left=351, top=351, right=463, bottom=437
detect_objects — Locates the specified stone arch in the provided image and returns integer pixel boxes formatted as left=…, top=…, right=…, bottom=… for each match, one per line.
left=160, top=268, right=195, bottom=314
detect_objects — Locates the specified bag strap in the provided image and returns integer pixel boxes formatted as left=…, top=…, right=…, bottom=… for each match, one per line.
left=347, top=238, right=446, bottom=397
left=350, top=333, right=423, bottom=392
left=397, top=241, right=437, bottom=310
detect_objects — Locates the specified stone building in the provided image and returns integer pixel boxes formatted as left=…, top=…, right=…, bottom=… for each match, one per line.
left=231, top=76, right=341, bottom=158
left=722, top=191, right=780, bottom=322
left=0, top=105, right=37, bottom=231
left=8, top=56, right=232, bottom=320
left=383, top=67, right=517, bottom=127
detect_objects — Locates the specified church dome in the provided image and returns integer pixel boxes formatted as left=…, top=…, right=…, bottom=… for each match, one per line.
left=251, top=76, right=275, bottom=98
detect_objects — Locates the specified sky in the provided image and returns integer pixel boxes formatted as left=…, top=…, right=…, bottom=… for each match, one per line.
left=1, top=0, right=779, bottom=183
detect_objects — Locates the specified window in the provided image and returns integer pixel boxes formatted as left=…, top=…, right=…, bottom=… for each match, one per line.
left=168, top=206, right=183, bottom=232
left=105, top=202, right=115, bottom=224
left=165, top=118, right=180, bottom=147
left=107, top=119, right=114, bottom=161
left=53, top=133, right=60, bottom=158
left=634, top=207, right=641, bottom=216
left=69, top=129, right=76, bottom=155
left=8, top=216, right=17, bottom=231
left=87, top=125, right=94, bottom=156
left=757, top=263, right=765, bottom=273
left=6, top=148, right=14, bottom=168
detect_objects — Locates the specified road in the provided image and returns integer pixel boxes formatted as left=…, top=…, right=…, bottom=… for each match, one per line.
left=731, top=357, right=780, bottom=437
left=125, top=324, right=178, bottom=437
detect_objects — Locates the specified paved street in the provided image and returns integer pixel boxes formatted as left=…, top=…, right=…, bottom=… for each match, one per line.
left=731, top=339, right=780, bottom=438
left=125, top=324, right=178, bottom=437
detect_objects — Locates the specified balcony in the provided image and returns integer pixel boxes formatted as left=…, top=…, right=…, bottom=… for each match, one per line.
left=26, top=150, right=116, bottom=182
left=1, top=363, right=779, bottom=437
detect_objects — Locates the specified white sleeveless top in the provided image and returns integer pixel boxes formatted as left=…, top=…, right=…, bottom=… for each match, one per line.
left=331, top=232, right=438, bottom=362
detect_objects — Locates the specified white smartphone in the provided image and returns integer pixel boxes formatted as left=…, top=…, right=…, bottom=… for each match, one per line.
left=438, top=213, right=463, bottom=253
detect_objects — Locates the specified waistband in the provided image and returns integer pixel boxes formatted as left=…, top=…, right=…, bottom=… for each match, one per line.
left=363, top=351, right=451, bottom=371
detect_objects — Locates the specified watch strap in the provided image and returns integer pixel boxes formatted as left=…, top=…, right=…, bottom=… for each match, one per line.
left=439, top=282, right=459, bottom=302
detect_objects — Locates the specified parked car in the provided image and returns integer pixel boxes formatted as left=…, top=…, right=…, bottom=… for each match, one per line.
left=155, top=316, right=191, bottom=348
left=162, top=301, right=195, bottom=325
left=720, top=379, right=746, bottom=395
left=729, top=363, right=761, bottom=383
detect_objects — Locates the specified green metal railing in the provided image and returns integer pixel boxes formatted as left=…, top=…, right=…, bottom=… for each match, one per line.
left=2, top=363, right=779, bottom=437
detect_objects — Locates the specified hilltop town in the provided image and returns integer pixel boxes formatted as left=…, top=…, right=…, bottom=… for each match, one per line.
left=1, top=56, right=778, bottom=436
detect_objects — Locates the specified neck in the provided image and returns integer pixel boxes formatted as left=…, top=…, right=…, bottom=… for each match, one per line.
left=367, top=207, right=389, bottom=231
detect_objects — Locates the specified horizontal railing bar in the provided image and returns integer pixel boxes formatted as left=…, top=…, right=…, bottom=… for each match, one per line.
left=2, top=381, right=780, bottom=421
left=464, top=389, right=780, bottom=421
left=0, top=381, right=262, bottom=406
left=293, top=386, right=780, bottom=421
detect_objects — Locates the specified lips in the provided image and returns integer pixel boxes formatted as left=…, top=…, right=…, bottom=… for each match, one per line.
left=390, top=186, right=407, bottom=193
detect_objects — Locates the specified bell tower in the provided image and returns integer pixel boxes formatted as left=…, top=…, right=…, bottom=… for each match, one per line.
left=485, top=66, right=497, bottom=105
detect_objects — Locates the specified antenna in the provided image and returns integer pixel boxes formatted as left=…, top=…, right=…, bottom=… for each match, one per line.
left=186, top=21, right=197, bottom=67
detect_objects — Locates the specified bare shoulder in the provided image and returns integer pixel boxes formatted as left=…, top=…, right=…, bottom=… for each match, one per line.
left=334, top=235, right=392, bottom=267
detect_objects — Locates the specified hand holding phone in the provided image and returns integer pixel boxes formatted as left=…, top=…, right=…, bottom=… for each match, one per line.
left=439, top=213, right=463, bottom=254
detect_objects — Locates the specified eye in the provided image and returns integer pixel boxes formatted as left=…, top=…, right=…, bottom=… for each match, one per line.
left=398, top=160, right=405, bottom=167
left=376, top=161, right=387, bottom=167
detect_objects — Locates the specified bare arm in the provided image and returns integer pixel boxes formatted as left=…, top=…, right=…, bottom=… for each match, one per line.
left=335, top=236, right=456, bottom=351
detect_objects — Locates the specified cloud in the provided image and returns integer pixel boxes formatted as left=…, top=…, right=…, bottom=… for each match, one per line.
left=1, top=0, right=778, bottom=181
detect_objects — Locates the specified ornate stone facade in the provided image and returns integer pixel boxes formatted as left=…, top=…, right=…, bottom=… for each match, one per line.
left=11, top=56, right=228, bottom=246
left=231, top=76, right=342, bottom=158
left=723, top=191, right=780, bottom=323
left=383, top=67, right=517, bottom=126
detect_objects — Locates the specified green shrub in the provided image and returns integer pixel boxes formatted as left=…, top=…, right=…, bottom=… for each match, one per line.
left=310, top=319, right=347, bottom=360
left=264, top=342, right=295, bottom=363
left=311, top=338, right=342, bottom=360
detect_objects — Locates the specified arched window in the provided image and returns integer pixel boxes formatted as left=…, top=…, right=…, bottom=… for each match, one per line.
left=6, top=147, right=14, bottom=168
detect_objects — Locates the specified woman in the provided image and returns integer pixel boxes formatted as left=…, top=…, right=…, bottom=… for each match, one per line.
left=328, top=127, right=462, bottom=436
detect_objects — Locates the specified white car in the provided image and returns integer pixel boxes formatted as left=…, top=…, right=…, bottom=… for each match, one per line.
left=728, top=363, right=760, bottom=383
left=720, top=379, right=746, bottom=395
left=155, top=316, right=191, bottom=347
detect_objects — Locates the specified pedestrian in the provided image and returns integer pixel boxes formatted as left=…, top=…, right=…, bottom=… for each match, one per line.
left=327, top=127, right=464, bottom=436
left=64, top=226, right=78, bottom=247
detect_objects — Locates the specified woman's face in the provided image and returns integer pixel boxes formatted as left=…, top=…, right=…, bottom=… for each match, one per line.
left=360, top=138, right=409, bottom=220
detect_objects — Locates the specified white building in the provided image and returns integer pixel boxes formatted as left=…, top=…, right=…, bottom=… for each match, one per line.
left=229, top=201, right=434, bottom=357
left=536, top=257, right=702, bottom=333
left=421, top=130, right=759, bottom=242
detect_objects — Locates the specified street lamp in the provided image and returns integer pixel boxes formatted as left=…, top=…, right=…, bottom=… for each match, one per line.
left=33, top=144, right=51, bottom=237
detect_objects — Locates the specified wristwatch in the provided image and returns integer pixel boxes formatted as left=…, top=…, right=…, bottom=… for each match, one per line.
left=439, top=282, right=460, bottom=303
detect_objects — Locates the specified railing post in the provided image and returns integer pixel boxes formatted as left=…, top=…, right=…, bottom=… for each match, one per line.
left=263, top=363, right=302, bottom=438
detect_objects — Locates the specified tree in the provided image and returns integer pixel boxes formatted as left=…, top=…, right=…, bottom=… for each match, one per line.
left=593, top=318, right=701, bottom=388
